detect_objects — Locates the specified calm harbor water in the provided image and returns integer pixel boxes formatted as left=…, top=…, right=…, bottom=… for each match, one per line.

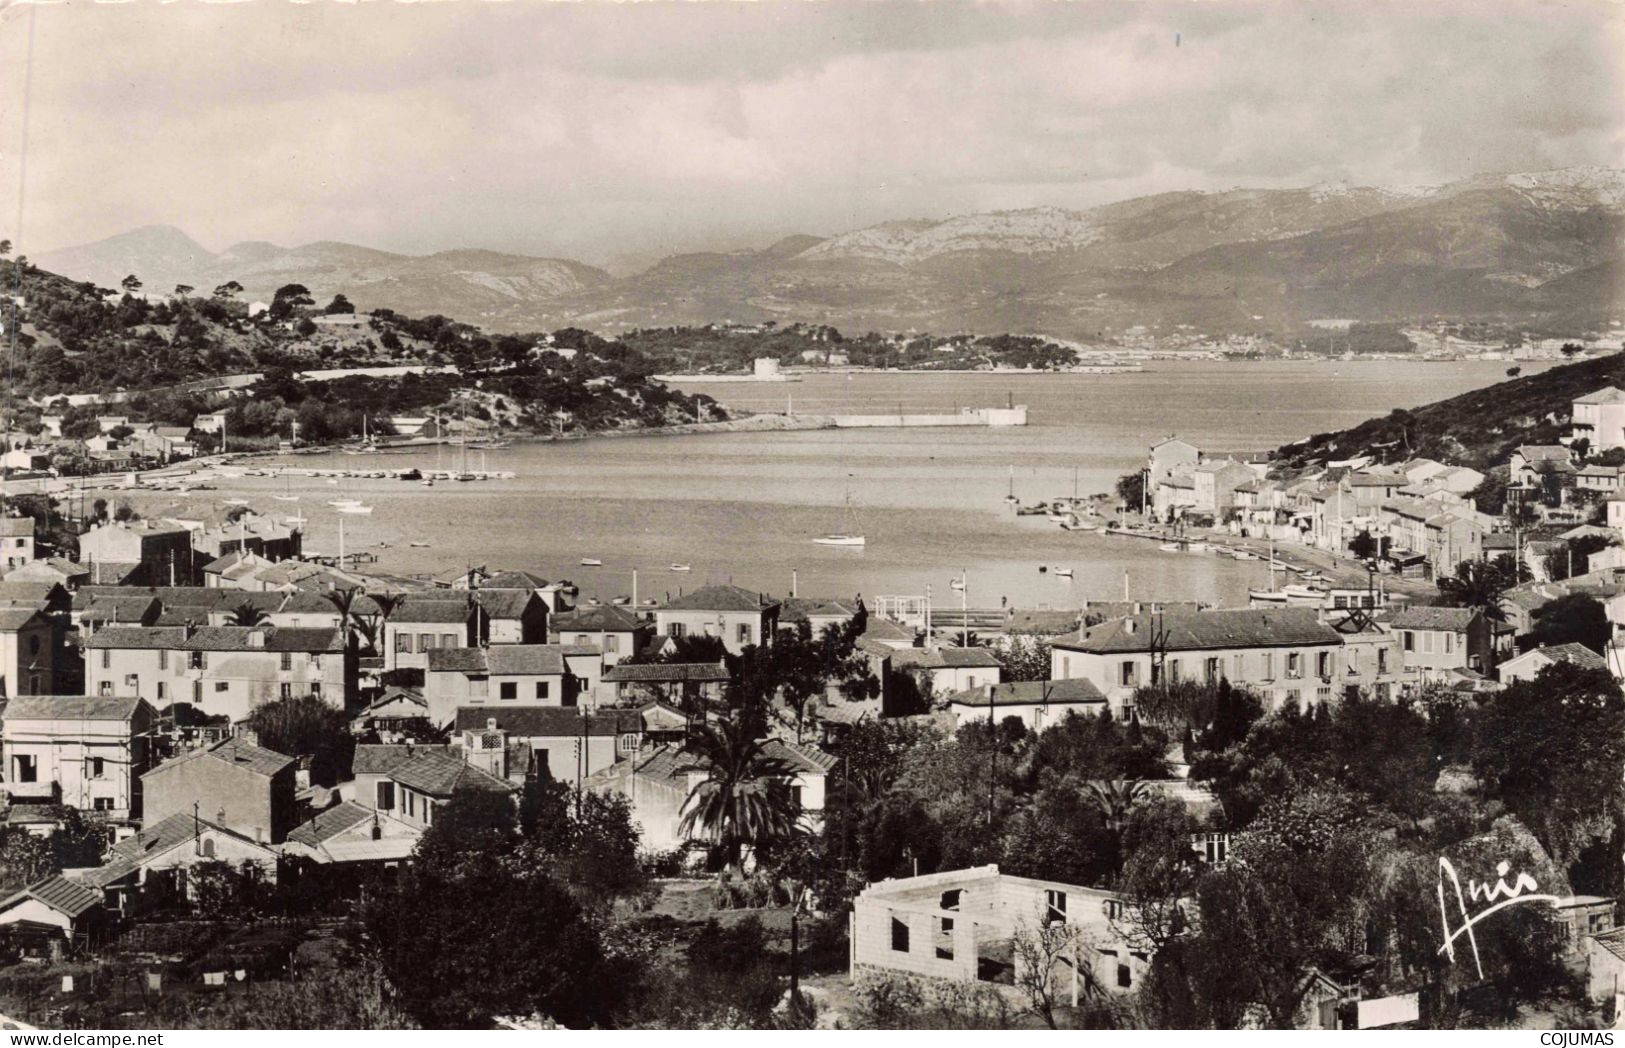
left=138, top=360, right=1540, bottom=609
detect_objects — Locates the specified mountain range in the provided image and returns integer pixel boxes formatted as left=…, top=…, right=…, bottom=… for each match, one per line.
left=37, top=167, right=1625, bottom=339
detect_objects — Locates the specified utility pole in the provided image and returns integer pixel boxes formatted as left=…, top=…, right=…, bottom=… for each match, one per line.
left=961, top=569, right=968, bottom=648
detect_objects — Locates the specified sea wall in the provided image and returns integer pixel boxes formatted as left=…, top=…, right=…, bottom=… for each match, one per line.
left=829, top=405, right=1028, bottom=428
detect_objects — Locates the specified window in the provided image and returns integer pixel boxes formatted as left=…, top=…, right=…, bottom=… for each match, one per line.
left=966, top=675, right=977, bottom=690
left=395, top=633, right=411, bottom=654
left=125, top=674, right=139, bottom=688
left=200, top=838, right=215, bottom=858
left=12, top=755, right=36, bottom=783
left=1262, top=653, right=1274, bottom=679
left=100, top=649, right=110, bottom=670
left=668, top=622, right=686, bottom=639
left=1103, top=899, right=1124, bottom=920
left=1316, top=652, right=1332, bottom=678
left=1166, top=659, right=1181, bottom=683
left=377, top=781, right=396, bottom=810
left=791, top=785, right=804, bottom=811
left=215, top=681, right=228, bottom=693
left=1346, top=650, right=1360, bottom=676
left=424, top=801, right=435, bottom=826
left=940, top=889, right=962, bottom=911
left=1045, top=889, right=1067, bottom=926
left=605, top=635, right=619, bottom=654
left=279, top=683, right=292, bottom=700
left=890, top=916, right=910, bottom=953
left=1286, top=652, right=1302, bottom=678
left=535, top=681, right=550, bottom=700
left=1117, top=962, right=1133, bottom=989
left=618, top=733, right=638, bottom=754
left=193, top=681, right=203, bottom=705
left=1422, top=632, right=1435, bottom=654
left=1378, top=647, right=1389, bottom=674
left=1444, top=632, right=1454, bottom=655
left=158, top=649, right=168, bottom=671
left=279, top=652, right=292, bottom=672
left=1119, top=661, right=1136, bottom=687
left=310, top=682, right=322, bottom=700
left=1205, top=657, right=1220, bottom=682
left=936, top=916, right=955, bottom=960
left=98, top=681, right=113, bottom=696
left=500, top=681, right=517, bottom=701
left=736, top=623, right=751, bottom=644
left=93, top=798, right=114, bottom=812
left=1403, top=631, right=1415, bottom=652
left=189, top=651, right=204, bottom=670
left=470, top=676, right=488, bottom=698
left=87, top=757, right=105, bottom=779
left=405, top=791, right=416, bottom=817
left=1061, top=656, right=1071, bottom=677
left=441, top=634, right=457, bottom=648
left=1202, top=833, right=1228, bottom=865
left=576, top=634, right=591, bottom=645
left=1232, top=653, right=1245, bottom=678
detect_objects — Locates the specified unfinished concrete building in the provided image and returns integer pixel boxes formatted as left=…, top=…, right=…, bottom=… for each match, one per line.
left=849, top=864, right=1149, bottom=995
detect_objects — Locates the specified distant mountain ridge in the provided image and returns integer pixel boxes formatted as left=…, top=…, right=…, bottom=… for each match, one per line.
left=38, top=166, right=1625, bottom=338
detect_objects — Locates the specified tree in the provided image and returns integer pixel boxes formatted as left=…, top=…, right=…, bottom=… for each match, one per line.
left=244, top=694, right=354, bottom=786
left=1437, top=557, right=1518, bottom=621
left=1562, top=341, right=1585, bottom=357
left=993, top=636, right=1051, bottom=682
left=0, top=239, right=10, bottom=257
left=1111, top=798, right=1201, bottom=953
left=325, top=586, right=362, bottom=641
left=1348, top=528, right=1378, bottom=562
left=1543, top=534, right=1614, bottom=582
left=366, top=791, right=618, bottom=1028
left=1471, top=663, right=1625, bottom=868
left=325, top=293, right=356, bottom=315
left=1506, top=366, right=1522, bottom=377
left=174, top=284, right=194, bottom=298
left=677, top=715, right=799, bottom=868
left=1525, top=592, right=1610, bottom=654
left=121, top=274, right=142, bottom=294
left=270, top=282, right=314, bottom=320
left=1011, top=910, right=1096, bottom=1028
left=227, top=601, right=270, bottom=627
left=1115, top=471, right=1146, bottom=512
left=370, top=592, right=408, bottom=670
left=212, top=280, right=243, bottom=300
left=1085, top=779, right=1149, bottom=837
left=521, top=780, right=649, bottom=914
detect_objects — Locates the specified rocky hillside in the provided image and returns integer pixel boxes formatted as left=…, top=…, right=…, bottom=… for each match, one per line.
left=37, top=228, right=611, bottom=331
left=37, top=167, right=1625, bottom=339
left=1273, top=349, right=1625, bottom=471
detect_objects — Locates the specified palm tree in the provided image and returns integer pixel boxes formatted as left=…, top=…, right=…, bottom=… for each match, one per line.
left=1085, top=779, right=1149, bottom=836
left=676, top=716, right=799, bottom=869
left=227, top=601, right=269, bottom=628
left=1437, top=558, right=1514, bottom=623
left=325, top=586, right=361, bottom=645
left=371, top=592, right=408, bottom=671
left=353, top=613, right=381, bottom=656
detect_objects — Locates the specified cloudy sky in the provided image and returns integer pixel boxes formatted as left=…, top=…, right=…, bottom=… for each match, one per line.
left=3, top=0, right=1622, bottom=272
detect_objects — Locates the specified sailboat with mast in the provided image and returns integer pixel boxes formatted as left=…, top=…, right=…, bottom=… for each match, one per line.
left=1003, top=464, right=1019, bottom=505
left=815, top=484, right=865, bottom=547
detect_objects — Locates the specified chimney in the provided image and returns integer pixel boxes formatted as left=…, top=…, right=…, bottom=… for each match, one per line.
left=247, top=629, right=265, bottom=648
left=1125, top=619, right=1138, bottom=635
left=487, top=717, right=497, bottom=731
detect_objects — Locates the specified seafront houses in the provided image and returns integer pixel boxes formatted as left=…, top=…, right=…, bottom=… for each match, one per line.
left=850, top=865, right=1146, bottom=995
left=1, top=514, right=35, bottom=570
left=1304, top=487, right=1362, bottom=553
left=1346, top=471, right=1408, bottom=511
left=548, top=604, right=648, bottom=666
left=1497, top=642, right=1608, bottom=685
left=422, top=643, right=604, bottom=727
left=586, top=737, right=836, bottom=852
left=452, top=706, right=642, bottom=788
left=0, top=607, right=55, bottom=697
left=472, top=588, right=550, bottom=644
left=1, top=695, right=155, bottom=818
left=1191, top=459, right=1257, bottom=519
left=77, top=520, right=200, bottom=587
left=1387, top=606, right=1513, bottom=680
left=1151, top=471, right=1197, bottom=520
left=75, top=813, right=281, bottom=913
left=141, top=737, right=297, bottom=845
left=379, top=746, right=518, bottom=830
left=83, top=624, right=354, bottom=723
left=885, top=645, right=1004, bottom=700
left=1147, top=438, right=1200, bottom=493
left=1050, top=607, right=1347, bottom=716
left=1572, top=387, right=1625, bottom=450
left=780, top=597, right=864, bottom=636
left=600, top=661, right=731, bottom=705
left=446, top=569, right=577, bottom=615
left=656, top=584, right=780, bottom=655
left=1578, top=463, right=1625, bottom=493
left=383, top=598, right=480, bottom=671
left=1510, top=445, right=1577, bottom=489
left=945, top=678, right=1110, bottom=732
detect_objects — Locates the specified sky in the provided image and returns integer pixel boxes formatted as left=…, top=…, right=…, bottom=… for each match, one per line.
left=2, top=0, right=1623, bottom=273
